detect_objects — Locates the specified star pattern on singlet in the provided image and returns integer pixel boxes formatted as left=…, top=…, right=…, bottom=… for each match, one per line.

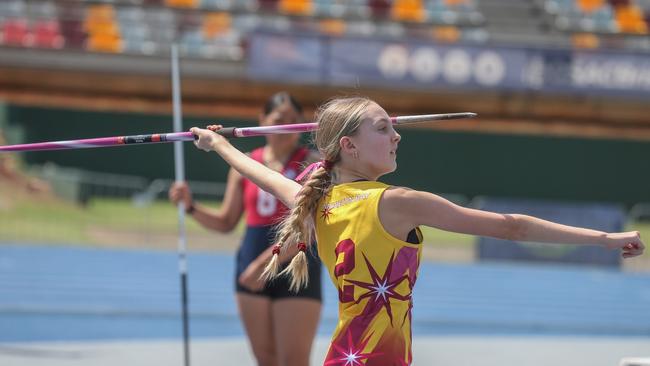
left=344, top=252, right=411, bottom=325
left=320, top=206, right=333, bottom=221
left=324, top=329, right=380, bottom=366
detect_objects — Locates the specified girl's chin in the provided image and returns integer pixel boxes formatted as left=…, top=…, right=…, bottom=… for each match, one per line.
left=383, top=163, right=398, bottom=175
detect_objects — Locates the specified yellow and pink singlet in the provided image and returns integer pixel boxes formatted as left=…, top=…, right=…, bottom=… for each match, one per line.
left=316, top=181, right=423, bottom=366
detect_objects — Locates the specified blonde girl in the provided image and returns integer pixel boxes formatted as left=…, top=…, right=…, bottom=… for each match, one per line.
left=190, top=97, right=644, bottom=365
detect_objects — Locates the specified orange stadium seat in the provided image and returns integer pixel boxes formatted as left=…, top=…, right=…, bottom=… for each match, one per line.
left=319, top=18, right=346, bottom=35
left=577, top=0, right=605, bottom=13
left=279, top=0, right=314, bottom=15
left=431, top=25, right=461, bottom=42
left=615, top=4, right=648, bottom=33
left=202, top=12, right=232, bottom=38
left=87, top=33, right=123, bottom=53
left=165, top=0, right=199, bottom=8
left=571, top=32, right=600, bottom=47
left=84, top=4, right=115, bottom=23
left=85, top=20, right=120, bottom=36
left=392, top=0, right=427, bottom=22
left=84, top=4, right=122, bottom=53
left=444, top=0, right=468, bottom=6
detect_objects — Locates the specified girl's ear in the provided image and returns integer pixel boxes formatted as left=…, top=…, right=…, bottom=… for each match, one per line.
left=258, top=113, right=266, bottom=126
left=340, top=136, right=357, bottom=156
left=339, top=136, right=356, bottom=153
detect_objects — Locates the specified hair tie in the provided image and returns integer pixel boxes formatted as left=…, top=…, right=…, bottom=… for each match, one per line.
left=295, top=160, right=334, bottom=182
left=297, top=243, right=307, bottom=252
left=322, top=159, right=334, bottom=171
left=272, top=244, right=281, bottom=255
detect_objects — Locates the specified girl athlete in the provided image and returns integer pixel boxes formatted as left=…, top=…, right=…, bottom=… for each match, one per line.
left=169, top=92, right=321, bottom=366
left=188, top=97, right=645, bottom=366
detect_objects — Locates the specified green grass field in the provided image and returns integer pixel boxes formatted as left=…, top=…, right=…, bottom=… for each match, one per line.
left=0, top=197, right=237, bottom=245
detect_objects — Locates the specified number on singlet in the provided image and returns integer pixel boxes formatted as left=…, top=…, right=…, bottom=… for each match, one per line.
left=334, top=239, right=356, bottom=277
left=256, top=188, right=277, bottom=217
left=335, top=239, right=356, bottom=303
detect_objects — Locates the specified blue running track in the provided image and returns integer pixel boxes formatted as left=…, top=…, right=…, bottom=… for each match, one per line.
left=1, top=244, right=649, bottom=342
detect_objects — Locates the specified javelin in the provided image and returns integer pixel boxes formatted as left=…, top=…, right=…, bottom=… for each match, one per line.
left=0, top=112, right=477, bottom=153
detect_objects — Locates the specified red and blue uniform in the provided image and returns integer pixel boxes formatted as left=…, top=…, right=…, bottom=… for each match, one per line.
left=236, top=146, right=322, bottom=300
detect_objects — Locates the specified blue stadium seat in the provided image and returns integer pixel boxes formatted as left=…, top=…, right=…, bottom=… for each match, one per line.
left=120, top=23, right=158, bottom=55
left=0, top=0, right=27, bottom=18
left=346, top=0, right=372, bottom=18
left=375, top=21, right=407, bottom=37
left=461, top=26, right=488, bottom=42
left=179, top=28, right=204, bottom=56
left=231, top=0, right=259, bottom=11
left=345, top=19, right=376, bottom=36
left=232, top=13, right=262, bottom=33
left=257, top=14, right=292, bottom=31
left=28, top=1, right=58, bottom=19
left=201, top=0, right=235, bottom=10
left=143, top=8, right=176, bottom=26
left=116, top=7, right=145, bottom=25
left=313, top=0, right=348, bottom=18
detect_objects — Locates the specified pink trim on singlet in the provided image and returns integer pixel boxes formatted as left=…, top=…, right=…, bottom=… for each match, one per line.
left=241, top=146, right=308, bottom=226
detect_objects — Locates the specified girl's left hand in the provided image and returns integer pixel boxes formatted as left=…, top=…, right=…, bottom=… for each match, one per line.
left=604, top=231, right=645, bottom=258
left=190, top=125, right=226, bottom=152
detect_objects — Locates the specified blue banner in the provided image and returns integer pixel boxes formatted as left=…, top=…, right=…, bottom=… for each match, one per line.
left=329, top=39, right=534, bottom=91
left=247, top=32, right=650, bottom=97
left=476, top=198, right=624, bottom=267
left=248, top=33, right=324, bottom=84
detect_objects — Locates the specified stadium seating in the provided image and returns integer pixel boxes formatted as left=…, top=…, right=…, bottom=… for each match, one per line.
left=1, top=0, right=647, bottom=59
left=545, top=0, right=649, bottom=33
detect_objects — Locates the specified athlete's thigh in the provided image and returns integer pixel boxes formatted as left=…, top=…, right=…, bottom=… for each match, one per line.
left=237, top=293, right=277, bottom=366
left=271, top=298, right=321, bottom=366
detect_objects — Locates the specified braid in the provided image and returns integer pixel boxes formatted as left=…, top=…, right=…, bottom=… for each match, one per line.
left=261, top=165, right=332, bottom=291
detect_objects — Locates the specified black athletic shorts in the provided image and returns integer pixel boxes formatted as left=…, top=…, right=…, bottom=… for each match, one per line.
left=235, top=225, right=322, bottom=301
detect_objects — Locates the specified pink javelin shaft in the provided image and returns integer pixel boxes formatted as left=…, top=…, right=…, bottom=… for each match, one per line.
left=0, top=112, right=476, bottom=152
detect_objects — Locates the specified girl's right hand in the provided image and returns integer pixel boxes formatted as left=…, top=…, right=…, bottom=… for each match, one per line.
left=168, top=181, right=193, bottom=208
left=190, top=125, right=226, bottom=152
left=604, top=231, right=645, bottom=258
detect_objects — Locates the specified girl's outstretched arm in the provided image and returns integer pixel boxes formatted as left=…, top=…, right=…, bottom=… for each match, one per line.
left=383, top=187, right=645, bottom=258
left=191, top=126, right=303, bottom=208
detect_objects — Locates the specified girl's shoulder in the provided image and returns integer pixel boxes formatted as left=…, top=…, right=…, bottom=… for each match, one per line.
left=380, top=186, right=431, bottom=212
left=382, top=185, right=412, bottom=200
